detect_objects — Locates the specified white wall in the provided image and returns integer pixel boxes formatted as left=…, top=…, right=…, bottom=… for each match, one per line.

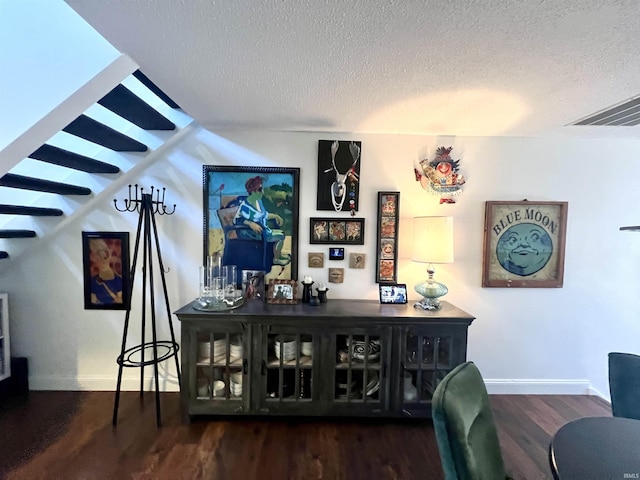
left=1, top=127, right=639, bottom=397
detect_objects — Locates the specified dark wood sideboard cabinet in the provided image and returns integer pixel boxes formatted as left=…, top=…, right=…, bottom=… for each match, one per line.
left=174, top=299, right=474, bottom=422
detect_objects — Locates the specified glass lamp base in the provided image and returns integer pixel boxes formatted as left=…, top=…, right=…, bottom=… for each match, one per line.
left=414, top=297, right=442, bottom=310
left=413, top=278, right=448, bottom=311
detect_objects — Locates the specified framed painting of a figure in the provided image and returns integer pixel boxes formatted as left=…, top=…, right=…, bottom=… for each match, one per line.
left=82, top=231, right=131, bottom=310
left=203, top=166, right=300, bottom=284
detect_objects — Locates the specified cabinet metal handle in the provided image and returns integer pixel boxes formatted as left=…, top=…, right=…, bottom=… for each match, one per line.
left=382, top=362, right=387, bottom=378
left=243, top=359, right=248, bottom=374
left=261, top=360, right=266, bottom=375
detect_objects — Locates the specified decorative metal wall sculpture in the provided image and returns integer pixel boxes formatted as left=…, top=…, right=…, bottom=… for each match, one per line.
left=414, top=146, right=466, bottom=204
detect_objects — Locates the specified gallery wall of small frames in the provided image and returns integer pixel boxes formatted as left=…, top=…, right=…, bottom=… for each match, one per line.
left=197, top=141, right=408, bottom=299
left=305, top=191, right=400, bottom=287
left=307, top=249, right=366, bottom=282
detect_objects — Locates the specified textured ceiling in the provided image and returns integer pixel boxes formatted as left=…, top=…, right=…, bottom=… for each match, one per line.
left=65, top=0, right=640, bottom=138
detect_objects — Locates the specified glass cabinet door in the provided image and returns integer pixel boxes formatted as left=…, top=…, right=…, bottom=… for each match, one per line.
left=328, top=329, right=389, bottom=414
left=259, top=328, right=317, bottom=413
left=402, top=329, right=455, bottom=409
left=194, top=329, right=247, bottom=408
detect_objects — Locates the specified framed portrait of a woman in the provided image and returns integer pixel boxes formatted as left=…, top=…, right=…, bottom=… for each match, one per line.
left=203, top=166, right=300, bottom=284
left=82, top=231, right=131, bottom=310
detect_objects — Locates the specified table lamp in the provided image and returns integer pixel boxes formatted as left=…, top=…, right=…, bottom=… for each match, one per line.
left=411, top=216, right=454, bottom=310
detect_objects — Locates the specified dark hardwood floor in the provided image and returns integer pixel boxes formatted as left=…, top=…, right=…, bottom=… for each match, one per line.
left=0, top=391, right=611, bottom=480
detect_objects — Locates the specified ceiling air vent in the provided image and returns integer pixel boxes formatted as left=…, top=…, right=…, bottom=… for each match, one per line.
left=571, top=95, right=640, bottom=126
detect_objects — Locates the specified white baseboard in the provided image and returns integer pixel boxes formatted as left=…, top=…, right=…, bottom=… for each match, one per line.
left=29, top=375, right=180, bottom=392
left=29, top=375, right=607, bottom=400
left=484, top=378, right=603, bottom=397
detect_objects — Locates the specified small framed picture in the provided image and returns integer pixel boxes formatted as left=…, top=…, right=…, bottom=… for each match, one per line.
left=82, top=231, right=131, bottom=310
left=349, top=253, right=366, bottom=269
left=328, top=267, right=345, bottom=283
left=379, top=283, right=408, bottom=304
left=329, top=247, right=345, bottom=260
left=308, top=252, right=325, bottom=268
left=267, top=279, right=298, bottom=304
left=242, top=269, right=266, bottom=299
left=310, top=217, right=365, bottom=245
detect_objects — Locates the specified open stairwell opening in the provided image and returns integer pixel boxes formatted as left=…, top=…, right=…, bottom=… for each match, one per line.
left=0, top=64, right=194, bottom=260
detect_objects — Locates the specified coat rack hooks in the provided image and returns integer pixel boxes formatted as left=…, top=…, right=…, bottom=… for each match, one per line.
left=114, top=184, right=176, bottom=215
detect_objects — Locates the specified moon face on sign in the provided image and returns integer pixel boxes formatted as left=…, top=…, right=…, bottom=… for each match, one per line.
left=496, top=223, right=553, bottom=276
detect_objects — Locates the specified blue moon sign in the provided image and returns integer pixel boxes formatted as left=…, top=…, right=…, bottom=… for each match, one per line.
left=496, top=223, right=553, bottom=276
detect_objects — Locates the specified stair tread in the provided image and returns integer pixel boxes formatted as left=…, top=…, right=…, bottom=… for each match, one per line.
left=0, top=204, right=64, bottom=216
left=133, top=70, right=181, bottom=109
left=98, top=84, right=175, bottom=131
left=63, top=115, right=148, bottom=152
left=0, top=230, right=36, bottom=238
left=29, top=145, right=120, bottom=174
left=0, top=173, right=91, bottom=196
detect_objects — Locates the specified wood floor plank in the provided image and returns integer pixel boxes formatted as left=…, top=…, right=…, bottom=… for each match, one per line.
left=0, top=392, right=612, bottom=480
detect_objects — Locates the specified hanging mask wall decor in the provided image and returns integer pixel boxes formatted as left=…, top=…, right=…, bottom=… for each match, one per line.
left=414, top=146, right=466, bottom=204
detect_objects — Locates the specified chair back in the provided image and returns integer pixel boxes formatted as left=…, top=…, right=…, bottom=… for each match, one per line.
left=432, top=361, right=507, bottom=480
left=608, top=352, right=640, bottom=420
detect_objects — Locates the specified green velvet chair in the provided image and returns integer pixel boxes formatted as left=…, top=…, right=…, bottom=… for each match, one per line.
left=432, top=361, right=510, bottom=480
left=608, top=352, right=640, bottom=420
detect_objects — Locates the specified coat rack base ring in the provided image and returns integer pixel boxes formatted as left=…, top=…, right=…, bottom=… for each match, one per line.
left=117, top=341, right=180, bottom=368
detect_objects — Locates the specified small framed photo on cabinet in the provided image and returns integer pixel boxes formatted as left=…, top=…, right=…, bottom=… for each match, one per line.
left=267, top=279, right=298, bottom=304
left=379, top=284, right=408, bottom=304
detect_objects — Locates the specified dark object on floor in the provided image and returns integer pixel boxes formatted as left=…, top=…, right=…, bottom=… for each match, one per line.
left=0, top=357, right=29, bottom=402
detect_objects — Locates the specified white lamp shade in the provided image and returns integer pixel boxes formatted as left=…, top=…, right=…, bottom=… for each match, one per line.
left=411, top=216, right=454, bottom=264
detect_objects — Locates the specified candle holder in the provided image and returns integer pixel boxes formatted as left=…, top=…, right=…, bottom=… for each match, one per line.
left=302, top=281, right=314, bottom=303
left=316, top=287, right=329, bottom=303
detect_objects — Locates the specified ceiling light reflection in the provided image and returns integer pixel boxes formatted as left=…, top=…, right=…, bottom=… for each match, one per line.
left=358, top=89, right=530, bottom=136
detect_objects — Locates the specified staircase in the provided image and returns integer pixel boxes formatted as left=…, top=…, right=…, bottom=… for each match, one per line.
left=0, top=67, right=192, bottom=260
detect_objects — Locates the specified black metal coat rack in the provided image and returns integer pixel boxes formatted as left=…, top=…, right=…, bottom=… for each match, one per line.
left=112, top=185, right=181, bottom=427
